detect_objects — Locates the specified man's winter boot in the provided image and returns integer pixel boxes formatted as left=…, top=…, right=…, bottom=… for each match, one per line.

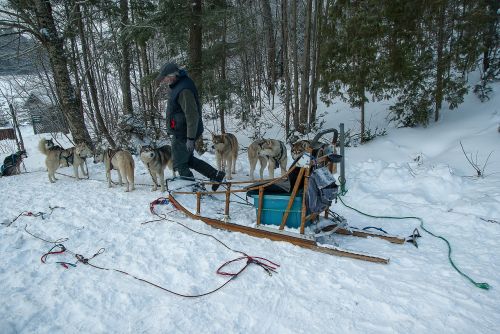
left=192, top=183, right=207, bottom=193
left=211, top=171, right=226, bottom=191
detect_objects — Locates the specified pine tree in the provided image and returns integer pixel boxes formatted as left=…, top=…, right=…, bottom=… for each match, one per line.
left=319, top=0, right=390, bottom=142
left=388, top=0, right=491, bottom=126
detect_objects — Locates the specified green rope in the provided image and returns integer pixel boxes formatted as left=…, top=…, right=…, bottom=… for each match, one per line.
left=337, top=195, right=490, bottom=290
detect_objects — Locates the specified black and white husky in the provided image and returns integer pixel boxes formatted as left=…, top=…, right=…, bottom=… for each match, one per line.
left=1, top=150, right=27, bottom=176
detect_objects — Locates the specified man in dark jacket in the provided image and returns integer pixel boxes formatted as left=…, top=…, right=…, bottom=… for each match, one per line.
left=156, top=62, right=225, bottom=191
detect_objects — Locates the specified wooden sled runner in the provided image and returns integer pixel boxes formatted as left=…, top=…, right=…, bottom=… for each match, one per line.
left=169, top=129, right=406, bottom=264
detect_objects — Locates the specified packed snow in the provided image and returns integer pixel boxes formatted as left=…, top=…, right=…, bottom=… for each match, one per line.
left=1, top=83, right=499, bottom=333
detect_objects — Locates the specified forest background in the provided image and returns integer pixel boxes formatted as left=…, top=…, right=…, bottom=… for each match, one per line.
left=0, top=0, right=499, bottom=150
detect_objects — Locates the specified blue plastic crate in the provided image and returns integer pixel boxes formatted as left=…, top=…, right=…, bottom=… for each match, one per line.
left=249, top=192, right=310, bottom=229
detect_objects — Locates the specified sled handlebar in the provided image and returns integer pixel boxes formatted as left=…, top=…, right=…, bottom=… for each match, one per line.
left=311, top=128, right=338, bottom=148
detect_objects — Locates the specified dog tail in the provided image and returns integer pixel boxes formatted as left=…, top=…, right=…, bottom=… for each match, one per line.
left=38, top=139, right=49, bottom=155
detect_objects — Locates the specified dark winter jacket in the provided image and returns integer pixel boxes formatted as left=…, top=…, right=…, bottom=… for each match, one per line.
left=166, top=70, right=203, bottom=139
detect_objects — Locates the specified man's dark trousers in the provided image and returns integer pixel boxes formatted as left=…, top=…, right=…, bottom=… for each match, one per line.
left=171, top=136, right=218, bottom=179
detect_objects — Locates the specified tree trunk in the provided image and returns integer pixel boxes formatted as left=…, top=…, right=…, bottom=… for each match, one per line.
left=68, top=31, right=99, bottom=139
left=220, top=14, right=227, bottom=133
left=360, top=98, right=365, bottom=144
left=120, top=0, right=133, bottom=115
left=482, top=0, right=499, bottom=74
left=134, top=42, right=148, bottom=127
left=261, top=0, right=276, bottom=98
left=291, top=0, right=300, bottom=131
left=76, top=2, right=116, bottom=148
left=189, top=0, right=203, bottom=92
left=299, top=0, right=313, bottom=133
left=282, top=0, right=291, bottom=138
left=138, top=42, right=157, bottom=132
left=9, top=103, right=24, bottom=151
left=434, top=0, right=447, bottom=122
left=309, top=0, right=322, bottom=129
left=359, top=79, right=366, bottom=143
left=34, top=0, right=91, bottom=145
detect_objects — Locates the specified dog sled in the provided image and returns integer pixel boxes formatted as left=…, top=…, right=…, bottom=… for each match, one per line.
left=168, top=128, right=408, bottom=264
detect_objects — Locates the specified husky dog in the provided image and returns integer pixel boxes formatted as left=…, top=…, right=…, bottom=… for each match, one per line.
left=290, top=139, right=338, bottom=173
left=139, top=145, right=174, bottom=192
left=212, top=133, right=238, bottom=180
left=248, top=139, right=266, bottom=180
left=38, top=139, right=92, bottom=182
left=248, top=139, right=287, bottom=180
left=290, top=139, right=312, bottom=160
left=95, top=148, right=135, bottom=192
left=1, top=150, right=28, bottom=176
left=39, top=138, right=55, bottom=151
left=38, top=139, right=61, bottom=183
left=38, top=139, right=69, bottom=183
left=290, top=139, right=335, bottom=160
left=59, top=143, right=93, bottom=179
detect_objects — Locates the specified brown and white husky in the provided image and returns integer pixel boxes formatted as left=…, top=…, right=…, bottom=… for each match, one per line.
left=94, top=148, right=135, bottom=192
left=38, top=139, right=92, bottom=183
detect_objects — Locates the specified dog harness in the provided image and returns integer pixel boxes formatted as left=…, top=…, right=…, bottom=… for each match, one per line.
left=60, top=151, right=74, bottom=167
left=107, top=149, right=118, bottom=170
left=271, top=141, right=286, bottom=169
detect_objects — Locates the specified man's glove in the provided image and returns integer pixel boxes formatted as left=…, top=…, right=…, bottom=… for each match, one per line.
left=186, top=138, right=195, bottom=154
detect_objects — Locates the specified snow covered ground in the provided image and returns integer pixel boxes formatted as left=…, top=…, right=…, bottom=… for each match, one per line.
left=1, top=82, right=499, bottom=333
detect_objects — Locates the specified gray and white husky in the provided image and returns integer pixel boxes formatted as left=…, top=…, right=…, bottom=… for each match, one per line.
left=248, top=139, right=287, bottom=180
left=139, top=145, right=174, bottom=192
left=212, top=133, right=238, bottom=180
